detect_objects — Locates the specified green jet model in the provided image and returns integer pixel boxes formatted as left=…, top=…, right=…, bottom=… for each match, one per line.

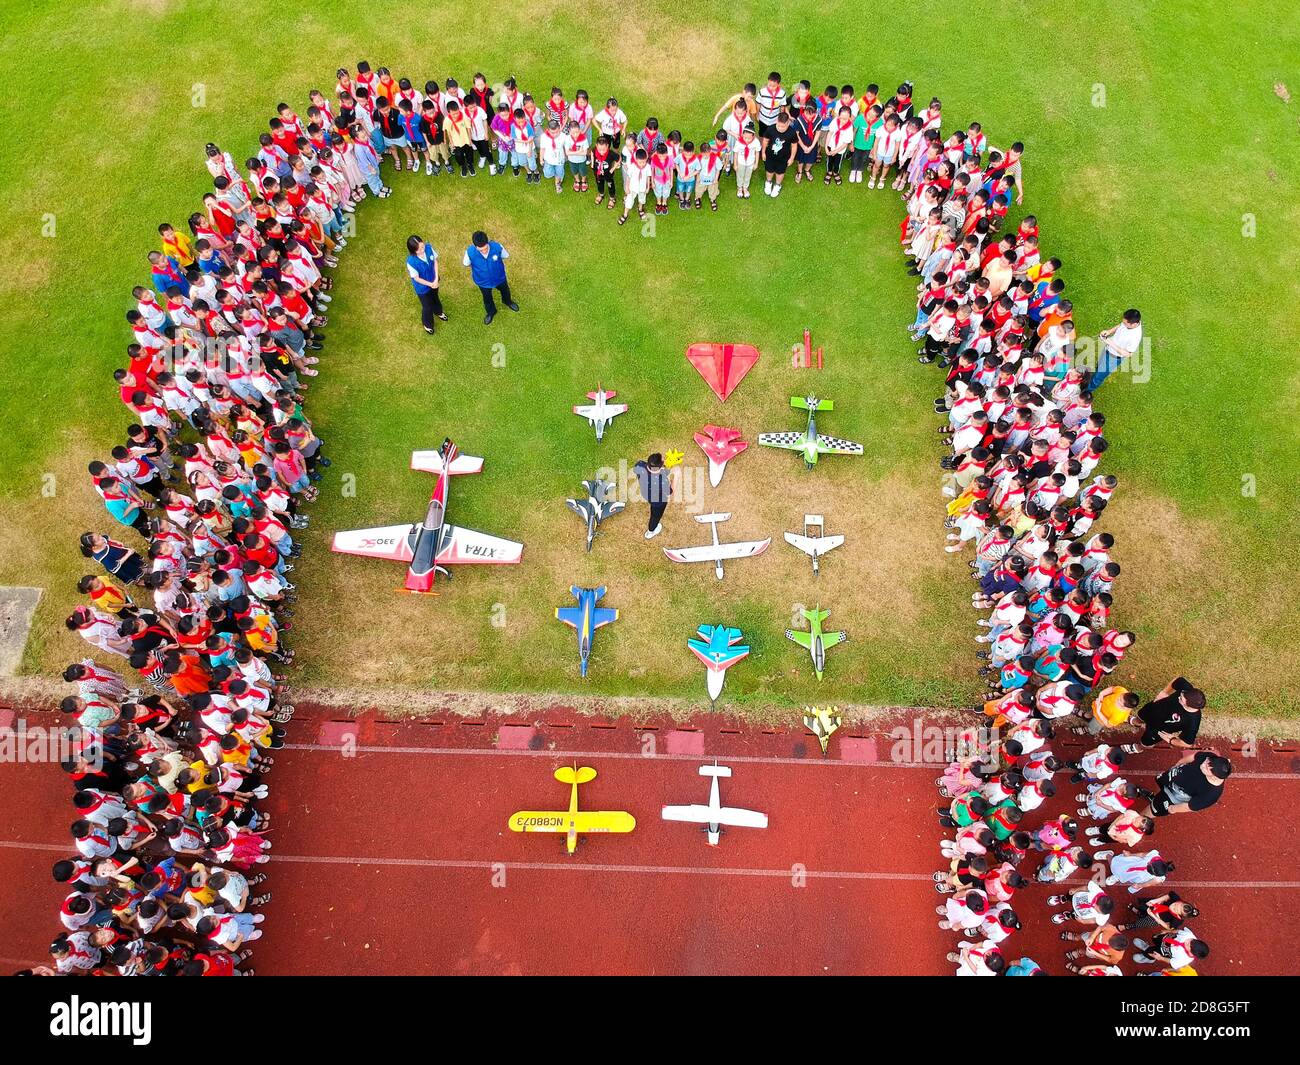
left=785, top=606, right=849, bottom=681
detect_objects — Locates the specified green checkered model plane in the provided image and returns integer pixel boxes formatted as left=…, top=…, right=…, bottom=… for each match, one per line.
left=758, top=396, right=864, bottom=470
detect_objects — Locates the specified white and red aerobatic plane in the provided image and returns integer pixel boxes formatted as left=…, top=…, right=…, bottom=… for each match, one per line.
left=331, top=438, right=524, bottom=593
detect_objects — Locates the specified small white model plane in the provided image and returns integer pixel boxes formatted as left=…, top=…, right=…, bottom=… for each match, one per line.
left=663, top=513, right=770, bottom=580
left=661, top=763, right=768, bottom=846
left=783, top=514, right=845, bottom=576
left=573, top=386, right=628, bottom=442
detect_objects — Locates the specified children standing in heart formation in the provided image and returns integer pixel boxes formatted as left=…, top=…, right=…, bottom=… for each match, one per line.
left=30, top=59, right=1223, bottom=979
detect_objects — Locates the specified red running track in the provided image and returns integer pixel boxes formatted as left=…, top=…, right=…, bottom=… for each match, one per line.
left=1, top=705, right=1297, bottom=975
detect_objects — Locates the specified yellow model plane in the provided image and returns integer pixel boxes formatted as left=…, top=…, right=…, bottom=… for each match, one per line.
left=509, top=766, right=636, bottom=854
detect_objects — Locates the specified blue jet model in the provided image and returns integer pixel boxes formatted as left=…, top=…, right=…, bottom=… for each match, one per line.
left=555, top=585, right=620, bottom=677
left=688, top=624, right=750, bottom=705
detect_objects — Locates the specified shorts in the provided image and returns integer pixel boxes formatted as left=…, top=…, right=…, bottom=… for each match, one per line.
left=652, top=179, right=672, bottom=197
left=763, top=153, right=789, bottom=175
left=568, top=159, right=588, bottom=175
left=408, top=137, right=428, bottom=152
left=383, top=135, right=409, bottom=149
left=623, top=188, right=647, bottom=208
left=875, top=150, right=897, bottom=166
left=543, top=162, right=564, bottom=178
left=675, top=178, right=695, bottom=196
left=796, top=145, right=818, bottom=165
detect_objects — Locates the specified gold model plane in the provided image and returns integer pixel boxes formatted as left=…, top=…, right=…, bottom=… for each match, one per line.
left=508, top=766, right=636, bottom=854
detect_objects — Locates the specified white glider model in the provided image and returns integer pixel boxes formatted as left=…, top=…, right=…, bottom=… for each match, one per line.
left=662, top=512, right=770, bottom=580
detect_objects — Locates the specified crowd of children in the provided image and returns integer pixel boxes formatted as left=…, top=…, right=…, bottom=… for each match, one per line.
left=24, top=71, right=364, bottom=977
left=910, top=163, right=1226, bottom=975
left=22, top=59, right=1229, bottom=975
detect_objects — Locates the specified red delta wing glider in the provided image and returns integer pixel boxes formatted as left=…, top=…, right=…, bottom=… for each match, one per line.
left=686, top=343, right=760, bottom=402
left=331, top=439, right=524, bottom=594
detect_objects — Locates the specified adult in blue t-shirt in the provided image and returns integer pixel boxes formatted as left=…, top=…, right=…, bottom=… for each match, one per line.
left=405, top=235, right=448, bottom=335
left=461, top=230, right=519, bottom=325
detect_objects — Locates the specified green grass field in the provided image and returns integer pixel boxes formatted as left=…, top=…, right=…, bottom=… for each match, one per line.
left=0, top=2, right=1295, bottom=718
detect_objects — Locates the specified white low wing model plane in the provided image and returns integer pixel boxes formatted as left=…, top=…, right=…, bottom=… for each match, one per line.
left=661, top=763, right=768, bottom=846
left=662, top=513, right=770, bottom=580
left=330, top=439, right=524, bottom=594
left=783, top=513, right=845, bottom=576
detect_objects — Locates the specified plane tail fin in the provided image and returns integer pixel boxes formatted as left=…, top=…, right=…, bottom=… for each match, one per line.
left=699, top=764, right=732, bottom=779
left=555, top=765, right=597, bottom=785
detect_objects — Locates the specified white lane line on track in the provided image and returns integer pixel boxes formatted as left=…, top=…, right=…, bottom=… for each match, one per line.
left=279, top=742, right=1299, bottom=780
left=1, top=841, right=1296, bottom=889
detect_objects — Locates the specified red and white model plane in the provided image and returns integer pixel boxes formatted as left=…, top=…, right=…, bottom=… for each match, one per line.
left=330, top=439, right=524, bottom=594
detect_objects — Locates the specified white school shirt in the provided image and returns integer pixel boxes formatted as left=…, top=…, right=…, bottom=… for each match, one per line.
left=562, top=134, right=589, bottom=163
left=623, top=160, right=652, bottom=195
left=876, top=126, right=905, bottom=157
left=733, top=139, right=759, bottom=168
left=466, top=108, right=490, bottom=141
left=825, top=116, right=855, bottom=154
left=723, top=112, right=753, bottom=146
left=540, top=130, right=567, bottom=166
left=593, top=106, right=627, bottom=138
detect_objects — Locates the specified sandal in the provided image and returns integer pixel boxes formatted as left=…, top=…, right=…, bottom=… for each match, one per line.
left=618, top=215, right=628, bottom=226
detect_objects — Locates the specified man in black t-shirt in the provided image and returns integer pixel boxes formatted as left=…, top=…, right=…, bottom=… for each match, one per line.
left=1122, top=676, right=1205, bottom=754
left=1148, top=751, right=1231, bottom=817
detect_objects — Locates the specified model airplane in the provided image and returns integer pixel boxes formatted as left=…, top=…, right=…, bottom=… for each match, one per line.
left=783, top=514, right=845, bottom=575
left=785, top=606, right=848, bottom=681
left=804, top=705, right=843, bottom=756
left=565, top=477, right=625, bottom=552
left=759, top=396, right=864, bottom=470
left=688, top=624, right=750, bottom=704
left=330, top=439, right=524, bottom=593
left=555, top=585, right=619, bottom=677
left=509, top=765, right=636, bottom=854
left=686, top=342, right=760, bottom=402
left=573, top=386, right=627, bottom=442
left=661, top=763, right=767, bottom=845
left=663, top=513, right=770, bottom=580
left=693, top=425, right=748, bottom=488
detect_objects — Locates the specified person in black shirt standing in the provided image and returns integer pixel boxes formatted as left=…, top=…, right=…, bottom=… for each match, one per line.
left=1147, top=750, right=1231, bottom=818
left=1122, top=676, right=1205, bottom=754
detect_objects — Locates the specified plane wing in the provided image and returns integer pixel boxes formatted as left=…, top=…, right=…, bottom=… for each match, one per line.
left=661, top=804, right=768, bottom=829
left=815, top=433, right=864, bottom=456
left=661, top=803, right=715, bottom=824
left=664, top=538, right=770, bottom=564
left=591, top=607, right=619, bottom=629
left=758, top=431, right=807, bottom=450
left=569, top=811, right=636, bottom=833
left=410, top=450, right=484, bottom=475
left=784, top=532, right=846, bottom=555
left=436, top=524, right=523, bottom=565
left=555, top=607, right=582, bottom=629
left=822, top=631, right=848, bottom=649
left=509, top=811, right=569, bottom=832
left=785, top=628, right=813, bottom=649
left=332, top=524, right=415, bottom=562
left=574, top=403, right=628, bottom=421
left=715, top=806, right=768, bottom=829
